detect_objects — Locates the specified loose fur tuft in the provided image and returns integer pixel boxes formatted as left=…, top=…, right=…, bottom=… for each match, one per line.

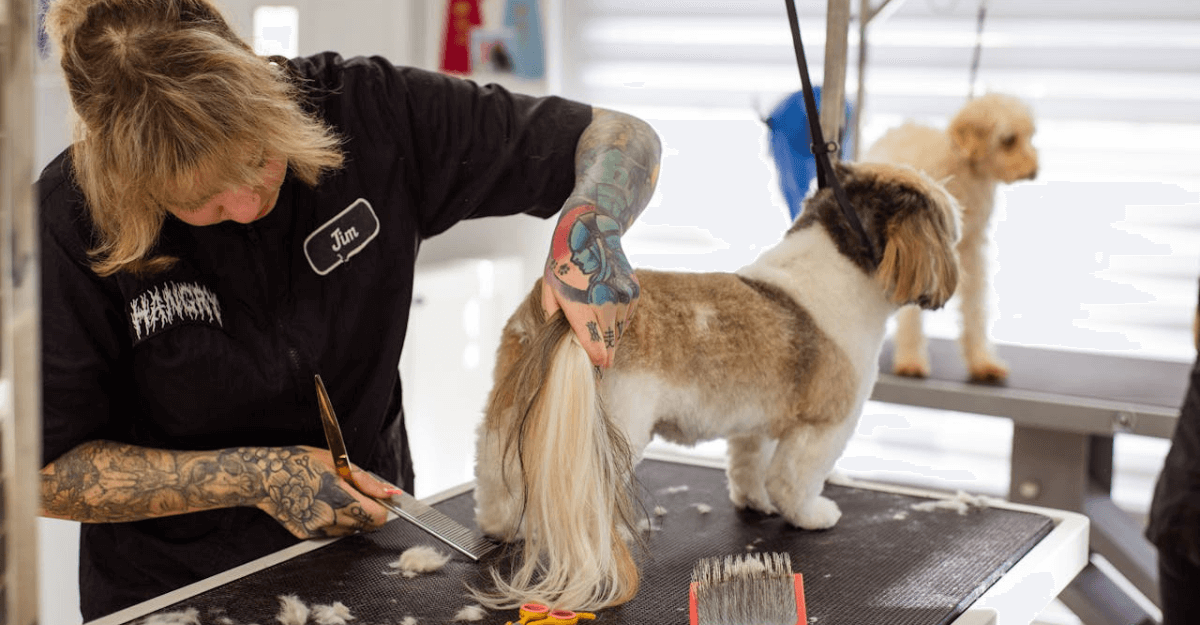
left=475, top=161, right=961, bottom=609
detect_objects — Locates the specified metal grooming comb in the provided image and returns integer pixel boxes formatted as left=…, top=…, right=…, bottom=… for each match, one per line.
left=314, top=374, right=497, bottom=561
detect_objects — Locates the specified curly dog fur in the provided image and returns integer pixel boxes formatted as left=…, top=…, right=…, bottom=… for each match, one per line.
left=863, top=93, right=1038, bottom=381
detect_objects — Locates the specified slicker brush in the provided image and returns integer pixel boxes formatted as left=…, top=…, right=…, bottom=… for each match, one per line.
left=688, top=552, right=806, bottom=625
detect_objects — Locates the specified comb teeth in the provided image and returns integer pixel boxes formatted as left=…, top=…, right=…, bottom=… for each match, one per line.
left=691, top=552, right=797, bottom=625
left=384, top=490, right=498, bottom=561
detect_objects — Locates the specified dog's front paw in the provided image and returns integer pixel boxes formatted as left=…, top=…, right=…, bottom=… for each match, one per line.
left=787, top=496, right=841, bottom=530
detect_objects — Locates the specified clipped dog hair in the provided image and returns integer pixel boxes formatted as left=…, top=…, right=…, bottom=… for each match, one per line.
left=474, top=161, right=961, bottom=610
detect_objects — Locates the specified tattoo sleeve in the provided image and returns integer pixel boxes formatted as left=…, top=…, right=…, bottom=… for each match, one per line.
left=569, top=108, right=661, bottom=231
left=547, top=108, right=662, bottom=306
left=39, top=441, right=368, bottom=535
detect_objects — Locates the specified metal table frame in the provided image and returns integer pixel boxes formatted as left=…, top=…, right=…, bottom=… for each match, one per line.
left=873, top=337, right=1183, bottom=625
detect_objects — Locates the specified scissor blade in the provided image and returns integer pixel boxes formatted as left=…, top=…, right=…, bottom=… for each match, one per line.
left=314, top=374, right=355, bottom=484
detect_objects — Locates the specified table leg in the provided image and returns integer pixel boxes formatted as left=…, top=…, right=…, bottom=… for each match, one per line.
left=1010, top=425, right=1160, bottom=624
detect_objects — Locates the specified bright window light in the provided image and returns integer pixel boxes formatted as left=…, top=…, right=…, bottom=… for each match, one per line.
left=253, top=6, right=299, bottom=58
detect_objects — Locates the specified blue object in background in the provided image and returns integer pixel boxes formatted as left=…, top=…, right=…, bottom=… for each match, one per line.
left=504, top=0, right=545, bottom=79
left=37, top=0, right=51, bottom=59
left=766, top=87, right=855, bottom=221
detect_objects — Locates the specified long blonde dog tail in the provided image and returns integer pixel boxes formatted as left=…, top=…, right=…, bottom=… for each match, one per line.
left=476, top=304, right=641, bottom=610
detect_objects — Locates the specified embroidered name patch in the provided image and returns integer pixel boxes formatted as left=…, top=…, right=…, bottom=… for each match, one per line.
left=128, top=281, right=224, bottom=342
left=304, top=198, right=381, bottom=276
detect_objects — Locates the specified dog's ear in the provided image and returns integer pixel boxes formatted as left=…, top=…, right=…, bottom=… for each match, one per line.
left=875, top=187, right=960, bottom=310
left=949, top=105, right=995, bottom=164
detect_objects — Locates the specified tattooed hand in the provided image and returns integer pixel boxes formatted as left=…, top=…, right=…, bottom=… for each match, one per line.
left=251, top=445, right=393, bottom=539
left=542, top=108, right=660, bottom=367
left=40, top=440, right=393, bottom=540
left=542, top=209, right=639, bottom=367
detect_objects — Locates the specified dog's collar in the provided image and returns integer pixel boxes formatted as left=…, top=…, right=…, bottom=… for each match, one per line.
left=784, top=0, right=879, bottom=267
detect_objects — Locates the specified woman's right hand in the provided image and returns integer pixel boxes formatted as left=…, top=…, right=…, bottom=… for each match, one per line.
left=247, top=445, right=393, bottom=539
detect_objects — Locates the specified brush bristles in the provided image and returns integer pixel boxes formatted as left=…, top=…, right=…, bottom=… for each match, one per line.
left=691, top=553, right=797, bottom=625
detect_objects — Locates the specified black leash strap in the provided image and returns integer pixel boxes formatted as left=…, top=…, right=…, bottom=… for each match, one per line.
left=783, top=0, right=878, bottom=264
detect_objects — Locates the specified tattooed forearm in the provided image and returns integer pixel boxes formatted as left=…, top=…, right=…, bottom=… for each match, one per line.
left=547, top=109, right=661, bottom=309
left=40, top=441, right=371, bottom=536
left=566, top=108, right=662, bottom=231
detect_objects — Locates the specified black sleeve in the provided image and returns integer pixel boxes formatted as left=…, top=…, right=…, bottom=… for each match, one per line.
left=38, top=155, right=130, bottom=467
left=294, top=54, right=592, bottom=238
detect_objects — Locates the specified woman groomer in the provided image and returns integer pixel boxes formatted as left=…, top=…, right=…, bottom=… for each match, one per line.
left=37, top=0, right=660, bottom=618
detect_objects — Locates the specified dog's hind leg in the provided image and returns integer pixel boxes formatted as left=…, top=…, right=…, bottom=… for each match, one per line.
left=765, top=418, right=857, bottom=530
left=892, top=304, right=931, bottom=377
left=726, top=434, right=779, bottom=515
left=473, top=412, right=525, bottom=541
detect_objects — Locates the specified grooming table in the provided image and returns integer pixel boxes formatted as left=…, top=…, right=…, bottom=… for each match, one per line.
left=874, top=337, right=1188, bottom=625
left=90, top=456, right=1087, bottom=625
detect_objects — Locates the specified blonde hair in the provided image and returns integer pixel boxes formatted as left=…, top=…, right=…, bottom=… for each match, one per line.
left=46, top=0, right=345, bottom=276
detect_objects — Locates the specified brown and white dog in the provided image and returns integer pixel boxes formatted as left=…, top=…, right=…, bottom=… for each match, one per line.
left=471, top=161, right=961, bottom=610
left=863, top=93, right=1038, bottom=381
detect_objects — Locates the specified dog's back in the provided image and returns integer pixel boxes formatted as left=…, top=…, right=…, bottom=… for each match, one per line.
left=863, top=122, right=957, bottom=180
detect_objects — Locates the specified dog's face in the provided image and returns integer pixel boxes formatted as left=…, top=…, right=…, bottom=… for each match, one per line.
left=819, top=162, right=961, bottom=310
left=949, top=93, right=1039, bottom=184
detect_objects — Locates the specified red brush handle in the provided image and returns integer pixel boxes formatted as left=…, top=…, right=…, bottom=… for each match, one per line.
left=793, top=574, right=807, bottom=625
left=687, top=582, right=699, bottom=625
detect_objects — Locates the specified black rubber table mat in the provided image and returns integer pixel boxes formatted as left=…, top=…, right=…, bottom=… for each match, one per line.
left=121, top=458, right=1054, bottom=625
left=880, top=337, right=1189, bottom=409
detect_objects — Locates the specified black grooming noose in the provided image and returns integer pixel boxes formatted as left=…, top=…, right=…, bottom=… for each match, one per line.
left=783, top=0, right=879, bottom=265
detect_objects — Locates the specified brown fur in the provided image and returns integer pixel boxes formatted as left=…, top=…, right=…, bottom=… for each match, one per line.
left=613, top=271, right=857, bottom=436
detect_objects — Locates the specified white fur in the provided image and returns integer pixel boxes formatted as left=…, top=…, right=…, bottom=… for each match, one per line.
left=389, top=545, right=451, bottom=579
left=451, top=605, right=486, bottom=622
left=275, top=595, right=309, bottom=625
left=310, top=602, right=353, bottom=625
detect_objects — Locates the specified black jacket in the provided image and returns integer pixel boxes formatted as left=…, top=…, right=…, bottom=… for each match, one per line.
left=39, top=52, right=591, bottom=619
left=1147, top=277, right=1200, bottom=569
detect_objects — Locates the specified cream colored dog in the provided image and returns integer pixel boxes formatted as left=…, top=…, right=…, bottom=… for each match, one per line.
left=863, top=93, right=1038, bottom=381
left=471, top=161, right=961, bottom=610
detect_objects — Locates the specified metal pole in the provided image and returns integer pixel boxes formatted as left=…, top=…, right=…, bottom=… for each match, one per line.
left=851, top=0, right=905, bottom=160
left=851, top=0, right=869, bottom=160
left=820, top=0, right=850, bottom=158
left=1, top=0, right=43, bottom=621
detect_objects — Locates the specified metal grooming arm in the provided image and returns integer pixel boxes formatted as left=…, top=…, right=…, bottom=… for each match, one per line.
left=820, top=0, right=907, bottom=160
